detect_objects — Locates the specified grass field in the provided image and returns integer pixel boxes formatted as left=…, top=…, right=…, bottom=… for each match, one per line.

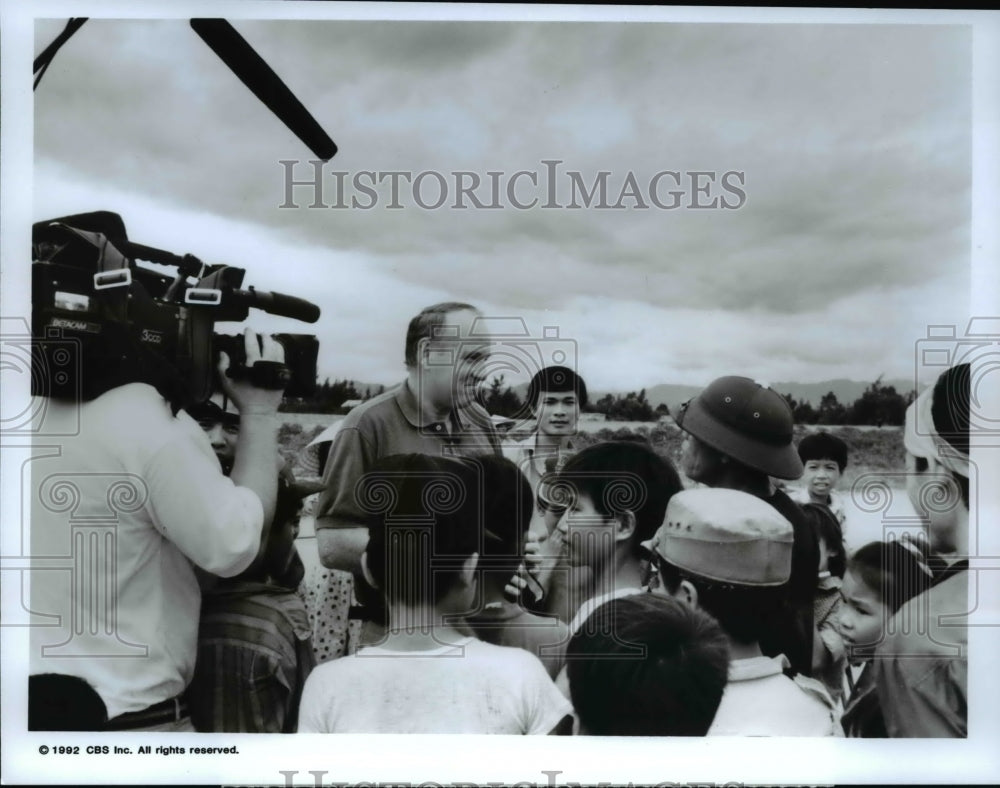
left=278, top=414, right=907, bottom=490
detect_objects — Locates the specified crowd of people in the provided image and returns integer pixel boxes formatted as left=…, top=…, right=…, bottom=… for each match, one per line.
left=28, top=301, right=971, bottom=738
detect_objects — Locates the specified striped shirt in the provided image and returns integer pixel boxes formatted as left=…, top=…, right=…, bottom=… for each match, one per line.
left=188, top=582, right=316, bottom=733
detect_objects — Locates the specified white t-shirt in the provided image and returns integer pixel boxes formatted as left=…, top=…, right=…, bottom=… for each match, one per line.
left=297, top=636, right=573, bottom=734
left=29, top=383, right=263, bottom=718
left=568, top=587, right=645, bottom=634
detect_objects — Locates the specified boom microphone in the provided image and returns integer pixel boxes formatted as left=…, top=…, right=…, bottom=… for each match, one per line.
left=190, top=18, right=337, bottom=161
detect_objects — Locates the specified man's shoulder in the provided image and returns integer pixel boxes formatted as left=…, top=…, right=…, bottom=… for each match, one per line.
left=786, top=486, right=810, bottom=505
left=506, top=432, right=536, bottom=448
left=466, top=639, right=556, bottom=693
left=883, top=572, right=969, bottom=658
left=104, top=384, right=207, bottom=455
left=465, top=636, right=546, bottom=666
left=505, top=613, right=569, bottom=652
left=337, top=386, right=404, bottom=430
left=760, top=671, right=836, bottom=714
left=712, top=667, right=836, bottom=735
left=202, top=585, right=310, bottom=639
left=767, top=488, right=814, bottom=536
left=501, top=432, right=535, bottom=458
left=307, top=653, right=363, bottom=684
left=99, top=383, right=173, bottom=425
left=768, top=487, right=806, bottom=516
left=790, top=673, right=838, bottom=711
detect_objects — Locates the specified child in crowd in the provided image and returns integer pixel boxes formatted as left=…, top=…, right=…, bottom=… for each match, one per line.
left=646, top=488, right=839, bottom=736
left=839, top=540, right=934, bottom=737
left=805, top=502, right=848, bottom=704
left=545, top=441, right=683, bottom=633
left=792, top=432, right=851, bottom=545
left=461, top=456, right=570, bottom=679
left=566, top=594, right=730, bottom=736
left=297, top=454, right=573, bottom=734
left=186, top=393, right=317, bottom=733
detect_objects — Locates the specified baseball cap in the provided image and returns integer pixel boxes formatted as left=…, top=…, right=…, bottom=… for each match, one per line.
left=676, top=376, right=803, bottom=480
left=647, top=488, right=794, bottom=587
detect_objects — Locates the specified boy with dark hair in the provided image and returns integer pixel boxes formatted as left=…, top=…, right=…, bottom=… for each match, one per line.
left=460, top=455, right=570, bottom=678
left=505, top=365, right=589, bottom=527
left=525, top=365, right=589, bottom=421
left=792, top=431, right=852, bottom=542
left=566, top=594, right=730, bottom=736
left=647, top=488, right=838, bottom=736
left=298, top=454, right=572, bottom=734
left=185, top=392, right=318, bottom=733
left=551, top=441, right=683, bottom=632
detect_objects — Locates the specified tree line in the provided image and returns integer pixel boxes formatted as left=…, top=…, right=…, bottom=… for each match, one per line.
left=280, top=378, right=385, bottom=413
left=283, top=374, right=917, bottom=427
left=481, top=374, right=916, bottom=426
left=780, top=377, right=916, bottom=427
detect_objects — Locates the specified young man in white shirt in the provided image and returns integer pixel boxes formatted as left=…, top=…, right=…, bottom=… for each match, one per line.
left=503, top=366, right=589, bottom=617
left=504, top=365, right=588, bottom=513
left=552, top=440, right=683, bottom=632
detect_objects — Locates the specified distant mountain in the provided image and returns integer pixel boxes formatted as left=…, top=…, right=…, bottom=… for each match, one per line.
left=768, top=379, right=916, bottom=409
left=510, top=378, right=914, bottom=412
left=604, top=379, right=916, bottom=412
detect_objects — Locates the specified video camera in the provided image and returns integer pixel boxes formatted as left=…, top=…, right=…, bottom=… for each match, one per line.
left=32, top=210, right=321, bottom=404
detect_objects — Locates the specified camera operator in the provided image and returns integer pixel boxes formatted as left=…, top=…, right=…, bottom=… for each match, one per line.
left=29, top=328, right=285, bottom=732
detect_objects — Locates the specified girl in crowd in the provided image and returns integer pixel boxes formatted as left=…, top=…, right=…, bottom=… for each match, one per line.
left=838, top=540, right=934, bottom=737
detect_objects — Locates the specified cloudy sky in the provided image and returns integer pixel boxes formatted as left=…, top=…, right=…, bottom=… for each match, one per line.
left=30, top=12, right=976, bottom=392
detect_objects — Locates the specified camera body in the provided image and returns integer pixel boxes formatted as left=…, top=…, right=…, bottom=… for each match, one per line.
left=32, top=210, right=320, bottom=404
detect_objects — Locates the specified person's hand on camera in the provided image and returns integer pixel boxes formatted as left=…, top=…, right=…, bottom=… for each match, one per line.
left=215, top=329, right=286, bottom=562
left=219, top=329, right=286, bottom=416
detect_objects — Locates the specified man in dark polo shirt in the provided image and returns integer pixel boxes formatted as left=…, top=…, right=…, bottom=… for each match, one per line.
left=315, top=302, right=502, bottom=582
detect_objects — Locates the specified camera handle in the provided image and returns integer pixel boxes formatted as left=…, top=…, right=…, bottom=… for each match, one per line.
left=226, top=359, right=291, bottom=391
left=236, top=287, right=320, bottom=324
